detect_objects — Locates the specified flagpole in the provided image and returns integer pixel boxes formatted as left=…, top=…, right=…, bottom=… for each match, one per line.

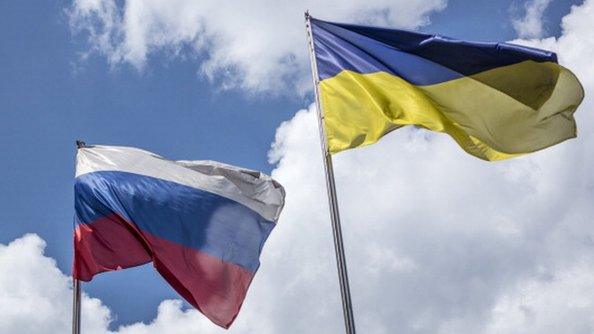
left=304, top=11, right=356, bottom=334
left=73, top=140, right=85, bottom=334
left=72, top=278, right=81, bottom=334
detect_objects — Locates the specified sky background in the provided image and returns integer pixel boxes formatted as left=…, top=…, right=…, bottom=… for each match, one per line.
left=1, top=0, right=593, bottom=333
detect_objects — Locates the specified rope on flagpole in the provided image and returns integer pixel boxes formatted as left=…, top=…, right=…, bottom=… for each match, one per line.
left=304, top=11, right=357, bottom=334
left=72, top=140, right=85, bottom=334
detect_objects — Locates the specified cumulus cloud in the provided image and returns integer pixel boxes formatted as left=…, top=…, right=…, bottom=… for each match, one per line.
left=0, top=234, right=112, bottom=334
left=67, top=0, right=446, bottom=93
left=3, top=0, right=594, bottom=333
left=512, top=0, right=553, bottom=38
left=484, top=263, right=594, bottom=334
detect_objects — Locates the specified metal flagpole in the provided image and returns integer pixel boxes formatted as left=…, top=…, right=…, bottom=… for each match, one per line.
left=72, top=140, right=85, bottom=334
left=72, top=279, right=81, bottom=334
left=304, top=11, right=356, bottom=334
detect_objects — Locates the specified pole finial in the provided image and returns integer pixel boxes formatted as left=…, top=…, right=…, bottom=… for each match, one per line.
left=76, top=140, right=86, bottom=149
left=304, top=10, right=310, bottom=19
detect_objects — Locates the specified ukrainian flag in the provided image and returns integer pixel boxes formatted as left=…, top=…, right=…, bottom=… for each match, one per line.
left=310, top=18, right=584, bottom=161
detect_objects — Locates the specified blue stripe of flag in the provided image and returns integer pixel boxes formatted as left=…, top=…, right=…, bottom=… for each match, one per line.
left=312, top=18, right=557, bottom=85
left=75, top=171, right=275, bottom=273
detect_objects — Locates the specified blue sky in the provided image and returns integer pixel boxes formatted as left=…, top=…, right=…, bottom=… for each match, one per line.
left=1, top=0, right=592, bottom=332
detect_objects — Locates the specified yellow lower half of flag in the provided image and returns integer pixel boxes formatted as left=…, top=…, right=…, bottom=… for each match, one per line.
left=319, top=61, right=584, bottom=161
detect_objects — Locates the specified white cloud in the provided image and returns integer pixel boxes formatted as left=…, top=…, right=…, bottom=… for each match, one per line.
left=2, top=0, right=594, bottom=333
left=484, top=263, right=594, bottom=334
left=67, top=0, right=446, bottom=94
left=512, top=0, right=553, bottom=38
left=0, top=234, right=112, bottom=334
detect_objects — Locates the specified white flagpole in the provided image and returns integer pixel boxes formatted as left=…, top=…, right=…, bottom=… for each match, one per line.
left=73, top=140, right=85, bottom=334
left=304, top=11, right=357, bottom=334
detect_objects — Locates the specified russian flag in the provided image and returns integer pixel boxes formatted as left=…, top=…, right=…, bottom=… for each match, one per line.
left=72, top=145, right=285, bottom=328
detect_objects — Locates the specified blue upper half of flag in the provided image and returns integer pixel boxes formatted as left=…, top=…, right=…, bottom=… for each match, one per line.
left=311, top=18, right=558, bottom=85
